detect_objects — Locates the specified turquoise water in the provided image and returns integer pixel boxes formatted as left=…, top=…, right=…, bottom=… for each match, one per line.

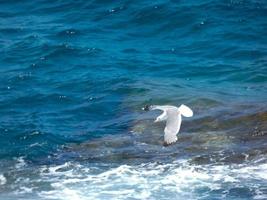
left=0, top=0, right=267, bottom=199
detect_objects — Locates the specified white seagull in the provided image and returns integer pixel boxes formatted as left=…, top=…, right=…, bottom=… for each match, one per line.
left=143, top=104, right=193, bottom=145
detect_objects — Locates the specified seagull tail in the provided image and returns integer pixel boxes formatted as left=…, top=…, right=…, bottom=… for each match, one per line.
left=178, top=104, right=193, bottom=117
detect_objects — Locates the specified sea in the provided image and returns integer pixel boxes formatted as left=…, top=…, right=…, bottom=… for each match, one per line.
left=0, top=0, right=267, bottom=199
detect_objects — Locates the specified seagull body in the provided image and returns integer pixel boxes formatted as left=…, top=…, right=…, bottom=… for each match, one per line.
left=143, top=104, right=193, bottom=145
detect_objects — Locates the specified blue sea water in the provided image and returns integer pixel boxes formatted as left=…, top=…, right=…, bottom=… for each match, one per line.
left=0, top=0, right=267, bottom=199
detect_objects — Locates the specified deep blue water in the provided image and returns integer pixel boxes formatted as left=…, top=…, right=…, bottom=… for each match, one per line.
left=0, top=0, right=267, bottom=199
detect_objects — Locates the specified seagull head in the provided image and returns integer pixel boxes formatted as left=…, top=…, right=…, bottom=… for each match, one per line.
left=142, top=105, right=151, bottom=111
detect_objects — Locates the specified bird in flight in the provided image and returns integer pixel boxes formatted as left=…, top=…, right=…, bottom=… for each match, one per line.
left=143, top=104, right=193, bottom=145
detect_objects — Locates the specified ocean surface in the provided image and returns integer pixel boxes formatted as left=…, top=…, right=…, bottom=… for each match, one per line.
left=0, top=0, right=267, bottom=199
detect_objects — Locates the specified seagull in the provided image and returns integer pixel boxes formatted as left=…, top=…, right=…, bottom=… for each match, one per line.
left=143, top=104, right=193, bottom=145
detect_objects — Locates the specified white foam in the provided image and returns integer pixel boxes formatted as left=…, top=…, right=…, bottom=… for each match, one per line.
left=37, top=160, right=267, bottom=200
left=15, top=186, right=33, bottom=194
left=15, top=157, right=26, bottom=169
left=254, top=188, right=267, bottom=200
left=0, top=174, right=6, bottom=185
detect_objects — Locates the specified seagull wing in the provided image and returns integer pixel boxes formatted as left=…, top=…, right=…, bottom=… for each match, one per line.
left=178, top=104, right=193, bottom=117
left=150, top=105, right=176, bottom=122
left=164, top=108, right=182, bottom=145
left=150, top=105, right=176, bottom=111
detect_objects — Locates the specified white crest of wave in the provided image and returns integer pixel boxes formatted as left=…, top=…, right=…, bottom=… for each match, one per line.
left=38, top=160, right=267, bottom=200
left=0, top=174, right=6, bottom=185
left=15, top=157, right=27, bottom=169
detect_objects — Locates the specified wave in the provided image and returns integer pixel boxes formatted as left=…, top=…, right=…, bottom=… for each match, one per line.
left=2, top=158, right=266, bottom=200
